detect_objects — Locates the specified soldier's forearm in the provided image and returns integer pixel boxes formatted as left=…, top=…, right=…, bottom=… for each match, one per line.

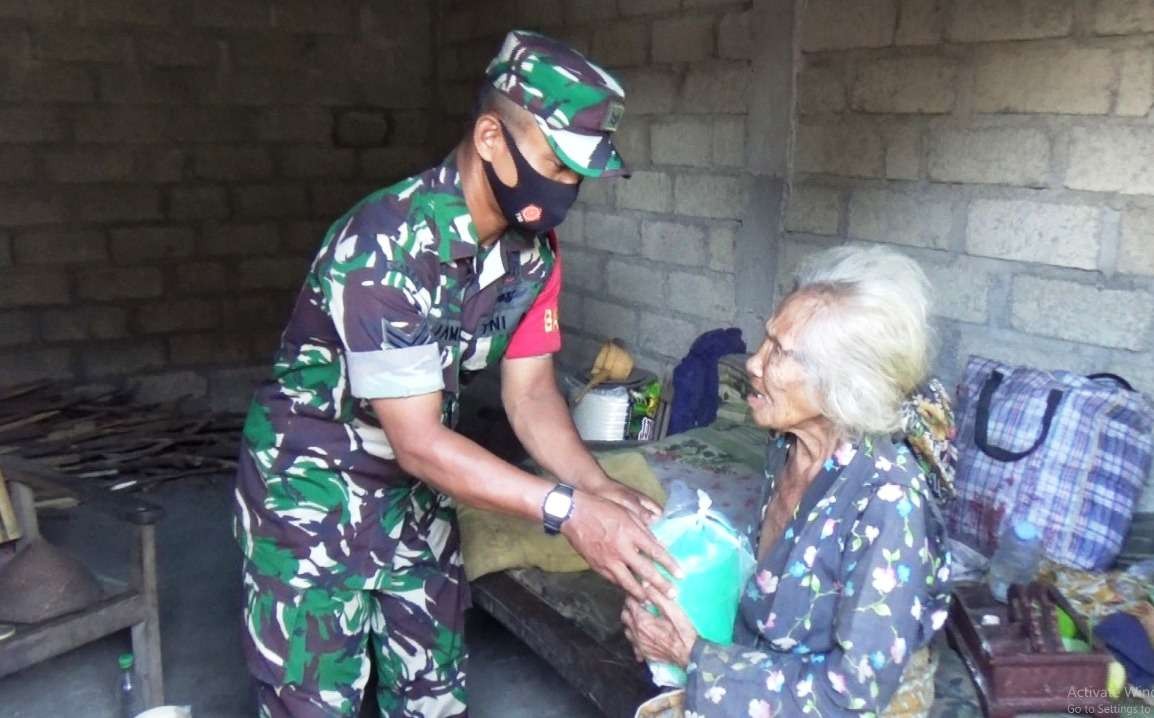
left=503, top=377, right=608, bottom=493
left=393, top=420, right=557, bottom=522
left=370, top=394, right=557, bottom=522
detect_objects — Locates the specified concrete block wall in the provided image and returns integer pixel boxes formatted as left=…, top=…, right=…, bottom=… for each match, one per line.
left=784, top=0, right=1154, bottom=402
left=436, top=0, right=757, bottom=374
left=0, top=0, right=437, bottom=410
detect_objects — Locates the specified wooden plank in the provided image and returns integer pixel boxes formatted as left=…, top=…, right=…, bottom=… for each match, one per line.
left=0, top=457, right=164, bottom=525
left=0, top=591, right=146, bottom=677
left=0, top=380, right=241, bottom=493
left=131, top=525, right=165, bottom=707
left=0, top=410, right=61, bottom=435
left=0, top=380, right=52, bottom=403
left=6, top=478, right=35, bottom=542
left=471, top=572, right=659, bottom=718
left=0, top=469, right=20, bottom=544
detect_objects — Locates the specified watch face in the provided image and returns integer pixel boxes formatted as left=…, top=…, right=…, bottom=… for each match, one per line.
left=543, top=490, right=573, bottom=518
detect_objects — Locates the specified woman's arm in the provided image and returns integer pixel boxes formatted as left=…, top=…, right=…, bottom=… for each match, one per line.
left=685, top=481, right=948, bottom=717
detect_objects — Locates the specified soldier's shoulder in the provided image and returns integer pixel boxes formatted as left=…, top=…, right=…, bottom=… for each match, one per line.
left=346, top=168, right=437, bottom=231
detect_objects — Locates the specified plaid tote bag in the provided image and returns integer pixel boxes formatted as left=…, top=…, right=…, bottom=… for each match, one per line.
left=948, top=356, right=1154, bottom=569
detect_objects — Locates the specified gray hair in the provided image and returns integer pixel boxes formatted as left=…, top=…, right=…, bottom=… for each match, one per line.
left=787, top=245, right=933, bottom=436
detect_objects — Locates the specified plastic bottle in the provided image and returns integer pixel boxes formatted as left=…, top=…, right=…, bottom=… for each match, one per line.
left=119, top=653, right=144, bottom=718
left=987, top=520, right=1044, bottom=603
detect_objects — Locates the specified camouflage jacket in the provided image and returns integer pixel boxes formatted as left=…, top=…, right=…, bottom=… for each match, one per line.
left=234, top=151, right=560, bottom=589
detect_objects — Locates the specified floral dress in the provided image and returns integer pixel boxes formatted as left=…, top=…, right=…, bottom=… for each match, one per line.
left=684, top=434, right=952, bottom=718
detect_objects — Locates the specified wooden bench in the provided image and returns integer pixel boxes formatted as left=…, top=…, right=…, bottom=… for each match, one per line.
left=0, top=456, right=166, bottom=708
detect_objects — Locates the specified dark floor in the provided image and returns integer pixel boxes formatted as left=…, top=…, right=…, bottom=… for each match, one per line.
left=0, top=478, right=603, bottom=718
left=4, top=478, right=1141, bottom=718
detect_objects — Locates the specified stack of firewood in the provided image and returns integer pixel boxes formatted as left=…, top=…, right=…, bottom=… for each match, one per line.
left=0, top=381, right=242, bottom=493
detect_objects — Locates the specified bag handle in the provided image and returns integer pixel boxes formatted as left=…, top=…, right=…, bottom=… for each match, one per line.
left=974, top=370, right=1063, bottom=463
left=1087, top=372, right=1135, bottom=392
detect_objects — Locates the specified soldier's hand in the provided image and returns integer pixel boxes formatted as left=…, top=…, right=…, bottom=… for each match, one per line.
left=561, top=490, right=682, bottom=601
left=595, top=481, right=662, bottom=526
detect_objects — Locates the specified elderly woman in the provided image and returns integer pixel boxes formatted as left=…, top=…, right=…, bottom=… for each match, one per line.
left=622, top=245, right=953, bottom=717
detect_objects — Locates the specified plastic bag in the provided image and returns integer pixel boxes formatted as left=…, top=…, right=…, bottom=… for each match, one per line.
left=946, top=538, right=990, bottom=584
left=1126, top=558, right=1154, bottom=586
left=646, top=481, right=757, bottom=687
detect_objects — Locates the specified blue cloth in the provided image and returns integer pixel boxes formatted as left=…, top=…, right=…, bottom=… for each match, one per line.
left=668, top=328, right=745, bottom=435
left=1095, top=611, right=1154, bottom=688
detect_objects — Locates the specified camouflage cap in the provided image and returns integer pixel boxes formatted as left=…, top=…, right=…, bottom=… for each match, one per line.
left=485, top=30, right=629, bottom=179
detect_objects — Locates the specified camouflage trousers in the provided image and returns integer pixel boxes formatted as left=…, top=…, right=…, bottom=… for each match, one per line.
left=240, top=493, right=470, bottom=717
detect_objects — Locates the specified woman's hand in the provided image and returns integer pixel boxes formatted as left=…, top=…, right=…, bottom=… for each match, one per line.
left=620, top=582, right=698, bottom=668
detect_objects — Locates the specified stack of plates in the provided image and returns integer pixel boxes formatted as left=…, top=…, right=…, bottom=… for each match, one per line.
left=570, top=368, right=658, bottom=442
left=572, top=386, right=631, bottom=441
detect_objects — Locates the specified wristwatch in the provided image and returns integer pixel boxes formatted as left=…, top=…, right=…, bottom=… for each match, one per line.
left=542, top=483, right=575, bottom=535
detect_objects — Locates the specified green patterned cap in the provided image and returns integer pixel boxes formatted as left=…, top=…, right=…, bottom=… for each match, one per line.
left=485, top=30, right=630, bottom=179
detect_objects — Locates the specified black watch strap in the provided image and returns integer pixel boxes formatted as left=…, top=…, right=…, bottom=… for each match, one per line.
left=542, top=483, right=575, bottom=535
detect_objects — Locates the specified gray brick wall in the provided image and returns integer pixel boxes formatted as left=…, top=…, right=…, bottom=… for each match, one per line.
left=10, top=0, right=1147, bottom=487
left=436, top=0, right=757, bottom=374
left=0, top=0, right=438, bottom=405
left=785, top=0, right=1154, bottom=504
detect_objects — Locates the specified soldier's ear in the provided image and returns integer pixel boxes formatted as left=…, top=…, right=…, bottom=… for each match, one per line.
left=473, top=113, right=505, bottom=163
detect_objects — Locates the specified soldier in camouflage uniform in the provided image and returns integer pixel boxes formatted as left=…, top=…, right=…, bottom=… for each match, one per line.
left=234, top=30, right=680, bottom=717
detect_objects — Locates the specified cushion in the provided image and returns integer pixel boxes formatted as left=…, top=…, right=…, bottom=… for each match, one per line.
left=459, top=451, right=667, bottom=581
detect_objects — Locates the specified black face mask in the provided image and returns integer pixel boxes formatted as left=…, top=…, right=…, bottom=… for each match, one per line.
left=482, top=122, right=581, bottom=233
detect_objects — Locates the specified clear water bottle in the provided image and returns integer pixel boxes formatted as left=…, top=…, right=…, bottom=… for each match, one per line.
left=119, top=652, right=144, bottom=718
left=987, top=520, right=1044, bottom=603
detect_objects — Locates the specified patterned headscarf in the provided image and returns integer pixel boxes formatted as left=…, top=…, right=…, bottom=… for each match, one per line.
left=900, top=378, right=958, bottom=501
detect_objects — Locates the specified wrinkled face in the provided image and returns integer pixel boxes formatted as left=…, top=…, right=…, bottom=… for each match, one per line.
left=745, top=293, right=824, bottom=432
